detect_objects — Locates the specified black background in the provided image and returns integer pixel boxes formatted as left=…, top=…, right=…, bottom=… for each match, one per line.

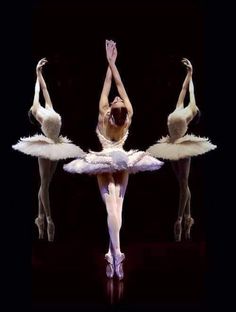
left=2, top=0, right=233, bottom=311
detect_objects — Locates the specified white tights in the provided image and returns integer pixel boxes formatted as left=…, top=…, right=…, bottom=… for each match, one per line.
left=97, top=171, right=129, bottom=257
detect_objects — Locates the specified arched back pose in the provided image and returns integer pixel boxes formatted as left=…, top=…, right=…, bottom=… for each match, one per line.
left=147, top=58, right=217, bottom=242
left=64, top=40, right=163, bottom=279
left=12, top=58, right=85, bottom=242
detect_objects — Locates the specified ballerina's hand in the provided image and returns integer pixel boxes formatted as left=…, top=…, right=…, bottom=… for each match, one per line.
left=106, top=40, right=117, bottom=63
left=36, top=57, right=48, bottom=72
left=181, top=58, right=193, bottom=72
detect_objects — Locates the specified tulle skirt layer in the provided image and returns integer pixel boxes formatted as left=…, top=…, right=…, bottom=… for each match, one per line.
left=146, top=134, right=217, bottom=160
left=64, top=148, right=164, bottom=175
left=12, top=134, right=85, bottom=161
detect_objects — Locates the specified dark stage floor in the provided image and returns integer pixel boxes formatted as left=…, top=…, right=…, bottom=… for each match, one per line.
left=32, top=233, right=207, bottom=312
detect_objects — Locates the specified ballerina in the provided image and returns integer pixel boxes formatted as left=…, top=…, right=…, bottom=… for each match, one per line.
left=12, top=58, right=85, bottom=242
left=64, top=40, right=163, bottom=279
left=147, top=58, right=217, bottom=242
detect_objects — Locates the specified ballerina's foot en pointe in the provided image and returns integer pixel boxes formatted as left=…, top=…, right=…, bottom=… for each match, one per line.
left=174, top=219, right=182, bottom=242
left=105, top=253, right=125, bottom=280
left=184, top=216, right=194, bottom=240
left=174, top=217, right=194, bottom=242
left=35, top=216, right=55, bottom=242
left=105, top=253, right=114, bottom=278
left=35, top=216, right=45, bottom=239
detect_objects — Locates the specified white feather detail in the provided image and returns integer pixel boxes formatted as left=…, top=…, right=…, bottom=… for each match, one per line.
left=12, top=134, right=85, bottom=161
left=147, top=133, right=217, bottom=160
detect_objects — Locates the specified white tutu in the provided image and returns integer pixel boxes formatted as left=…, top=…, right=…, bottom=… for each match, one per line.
left=12, top=134, right=85, bottom=161
left=147, top=134, right=217, bottom=160
left=64, top=147, right=164, bottom=175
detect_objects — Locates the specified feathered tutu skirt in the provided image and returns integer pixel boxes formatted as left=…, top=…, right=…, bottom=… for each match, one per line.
left=12, top=134, right=85, bottom=161
left=63, top=147, right=164, bottom=175
left=146, top=134, right=217, bottom=161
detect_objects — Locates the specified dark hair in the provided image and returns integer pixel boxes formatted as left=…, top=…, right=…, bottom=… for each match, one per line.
left=111, top=107, right=128, bottom=126
left=28, top=109, right=40, bottom=126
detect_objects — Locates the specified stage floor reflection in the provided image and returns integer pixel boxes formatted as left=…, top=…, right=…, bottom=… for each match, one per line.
left=32, top=238, right=207, bottom=311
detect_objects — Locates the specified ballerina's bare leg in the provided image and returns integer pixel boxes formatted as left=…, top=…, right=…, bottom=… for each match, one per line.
left=35, top=158, right=57, bottom=241
left=171, top=157, right=193, bottom=241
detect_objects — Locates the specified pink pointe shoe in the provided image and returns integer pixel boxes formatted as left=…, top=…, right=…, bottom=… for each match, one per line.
left=35, top=216, right=45, bottom=239
left=114, top=253, right=125, bottom=280
left=174, top=220, right=182, bottom=242
left=46, top=218, right=55, bottom=242
left=184, top=217, right=194, bottom=240
left=105, top=253, right=114, bottom=278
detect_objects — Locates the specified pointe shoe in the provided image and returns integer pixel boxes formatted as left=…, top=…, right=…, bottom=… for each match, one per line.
left=35, top=216, right=45, bottom=239
left=47, top=219, right=55, bottom=242
left=105, top=253, right=114, bottom=278
left=174, top=220, right=182, bottom=242
left=114, top=253, right=125, bottom=280
left=184, top=217, right=194, bottom=240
